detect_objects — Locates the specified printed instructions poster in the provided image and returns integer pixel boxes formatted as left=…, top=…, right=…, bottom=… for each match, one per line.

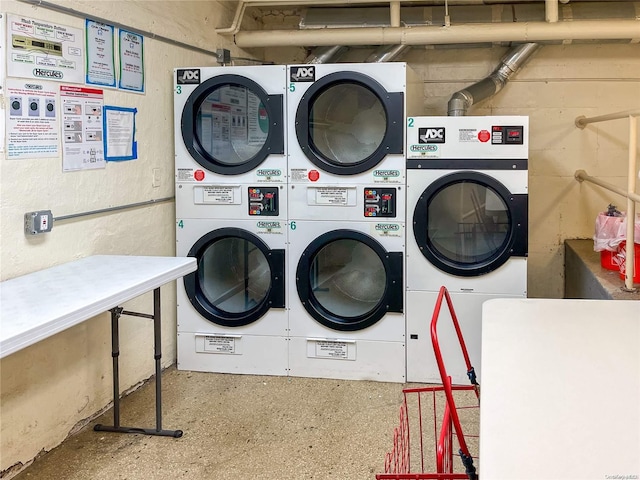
left=85, top=20, right=115, bottom=87
left=118, top=29, right=144, bottom=93
left=6, top=14, right=84, bottom=84
left=6, top=78, right=60, bottom=159
left=60, top=85, right=105, bottom=171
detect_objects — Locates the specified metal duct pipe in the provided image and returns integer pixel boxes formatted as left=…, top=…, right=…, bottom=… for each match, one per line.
left=234, top=20, right=640, bottom=47
left=365, top=44, right=410, bottom=62
left=447, top=42, right=541, bottom=116
left=304, top=45, right=348, bottom=63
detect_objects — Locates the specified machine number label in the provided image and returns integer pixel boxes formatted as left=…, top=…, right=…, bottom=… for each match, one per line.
left=177, top=220, right=184, bottom=229
left=315, top=187, right=348, bottom=205
left=290, top=221, right=297, bottom=230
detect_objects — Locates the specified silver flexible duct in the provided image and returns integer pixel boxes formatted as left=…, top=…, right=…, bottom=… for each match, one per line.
left=365, top=44, right=411, bottom=62
left=448, top=42, right=541, bottom=116
left=304, top=46, right=348, bottom=64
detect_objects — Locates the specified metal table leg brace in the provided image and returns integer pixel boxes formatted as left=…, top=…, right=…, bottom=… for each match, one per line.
left=94, top=288, right=183, bottom=438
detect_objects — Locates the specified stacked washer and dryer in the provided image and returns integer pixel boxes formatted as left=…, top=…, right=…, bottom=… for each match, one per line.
left=173, top=65, right=529, bottom=385
left=405, top=116, right=529, bottom=384
left=286, top=62, right=421, bottom=382
left=174, top=66, right=289, bottom=376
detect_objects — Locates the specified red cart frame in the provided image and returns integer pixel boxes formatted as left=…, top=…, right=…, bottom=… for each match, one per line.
left=377, top=286, right=480, bottom=480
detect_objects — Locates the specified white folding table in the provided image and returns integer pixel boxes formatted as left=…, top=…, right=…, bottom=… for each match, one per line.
left=480, top=298, right=640, bottom=479
left=0, top=255, right=197, bottom=437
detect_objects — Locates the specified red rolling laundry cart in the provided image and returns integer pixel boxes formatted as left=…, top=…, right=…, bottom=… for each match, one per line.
left=377, top=286, right=480, bottom=480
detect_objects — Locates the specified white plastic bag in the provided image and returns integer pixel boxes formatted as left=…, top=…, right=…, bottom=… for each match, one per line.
left=594, top=212, right=626, bottom=252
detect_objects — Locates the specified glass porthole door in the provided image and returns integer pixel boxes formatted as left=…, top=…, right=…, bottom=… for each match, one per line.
left=181, top=75, right=284, bottom=175
left=296, top=230, right=403, bottom=331
left=184, top=228, right=285, bottom=327
left=295, top=72, right=403, bottom=175
left=412, top=172, right=528, bottom=277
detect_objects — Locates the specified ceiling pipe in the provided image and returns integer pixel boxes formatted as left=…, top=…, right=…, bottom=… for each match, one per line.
left=234, top=20, right=640, bottom=47
left=215, top=0, right=632, bottom=35
left=390, top=1, right=401, bottom=27
left=448, top=42, right=541, bottom=116
left=304, top=45, right=349, bottom=63
left=546, top=0, right=560, bottom=22
left=216, top=1, right=247, bottom=35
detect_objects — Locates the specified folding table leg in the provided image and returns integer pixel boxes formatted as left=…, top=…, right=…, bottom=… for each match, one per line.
left=94, top=288, right=182, bottom=438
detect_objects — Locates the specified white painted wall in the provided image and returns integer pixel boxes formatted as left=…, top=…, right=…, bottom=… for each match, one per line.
left=1, top=1, right=638, bottom=477
left=0, top=1, right=262, bottom=476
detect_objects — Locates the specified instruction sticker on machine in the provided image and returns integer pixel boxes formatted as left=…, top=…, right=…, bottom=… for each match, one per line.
left=307, top=339, right=356, bottom=360
left=200, top=336, right=238, bottom=355
left=202, top=186, right=237, bottom=204
left=314, top=187, right=349, bottom=205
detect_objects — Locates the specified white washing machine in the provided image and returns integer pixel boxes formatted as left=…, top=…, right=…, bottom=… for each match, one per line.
left=174, top=65, right=287, bottom=185
left=176, top=186, right=288, bottom=376
left=405, top=115, right=529, bottom=384
left=288, top=220, right=405, bottom=383
left=287, top=62, right=421, bottom=187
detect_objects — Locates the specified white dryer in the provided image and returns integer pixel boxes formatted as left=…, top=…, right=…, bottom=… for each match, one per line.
left=405, top=116, right=529, bottom=384
left=176, top=187, right=288, bottom=376
left=288, top=220, right=405, bottom=383
left=287, top=62, right=421, bottom=187
left=174, top=65, right=287, bottom=184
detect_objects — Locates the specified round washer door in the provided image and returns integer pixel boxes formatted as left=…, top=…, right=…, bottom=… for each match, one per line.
left=295, top=71, right=403, bottom=175
left=413, top=171, right=528, bottom=277
left=296, top=229, right=403, bottom=331
left=181, top=75, right=284, bottom=175
left=184, top=228, right=285, bottom=327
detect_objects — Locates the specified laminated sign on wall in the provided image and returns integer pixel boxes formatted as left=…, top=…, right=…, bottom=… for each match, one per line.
left=5, top=78, right=60, bottom=159
left=6, top=14, right=84, bottom=84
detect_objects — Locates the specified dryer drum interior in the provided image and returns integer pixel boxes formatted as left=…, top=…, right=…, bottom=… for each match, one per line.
left=295, top=72, right=403, bottom=175
left=413, top=172, right=528, bottom=277
left=181, top=75, right=284, bottom=174
left=184, top=228, right=285, bottom=327
left=296, top=230, right=403, bottom=331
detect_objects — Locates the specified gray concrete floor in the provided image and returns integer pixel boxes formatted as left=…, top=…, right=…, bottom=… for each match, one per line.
left=12, top=367, right=479, bottom=480
left=12, top=240, right=625, bottom=480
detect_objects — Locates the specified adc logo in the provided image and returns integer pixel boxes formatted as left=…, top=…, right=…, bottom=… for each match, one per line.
left=290, top=66, right=315, bottom=82
left=177, top=69, right=201, bottom=85
left=419, top=127, right=446, bottom=144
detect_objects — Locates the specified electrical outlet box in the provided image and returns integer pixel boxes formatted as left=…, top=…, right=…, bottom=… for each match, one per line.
left=24, top=210, right=53, bottom=235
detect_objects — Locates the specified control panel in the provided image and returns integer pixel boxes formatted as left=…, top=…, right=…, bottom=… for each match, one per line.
left=491, top=125, right=524, bottom=145
left=248, top=187, right=279, bottom=216
left=364, top=188, right=397, bottom=218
